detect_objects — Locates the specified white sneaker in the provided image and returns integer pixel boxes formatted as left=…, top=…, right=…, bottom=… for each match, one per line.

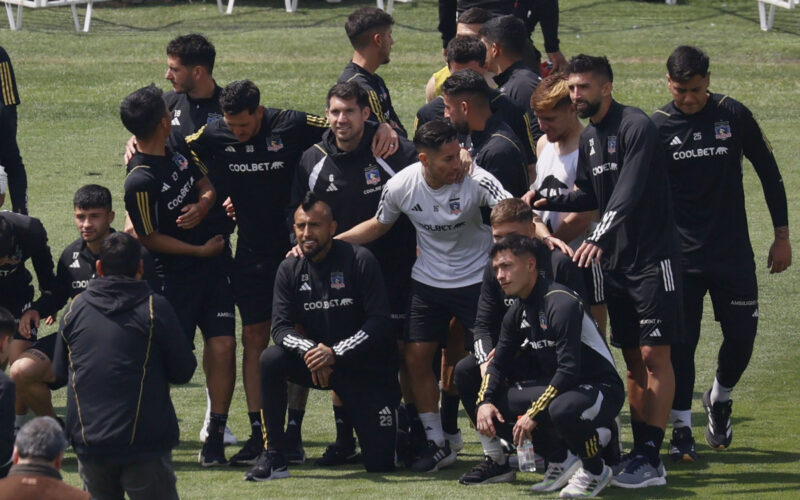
left=445, top=430, right=464, bottom=453
left=530, top=451, right=581, bottom=493
left=199, top=421, right=238, bottom=446
left=559, top=465, right=612, bottom=498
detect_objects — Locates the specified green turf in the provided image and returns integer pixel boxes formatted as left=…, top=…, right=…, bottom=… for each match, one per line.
left=2, top=0, right=799, bottom=497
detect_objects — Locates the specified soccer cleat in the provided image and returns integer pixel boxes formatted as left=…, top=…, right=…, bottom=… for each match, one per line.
left=609, top=454, right=667, bottom=489
left=198, top=437, right=228, bottom=467
left=530, top=451, right=580, bottom=493
left=458, top=456, right=516, bottom=485
left=610, top=452, right=634, bottom=476
left=702, top=389, right=733, bottom=450
left=669, top=427, right=699, bottom=463
left=229, top=434, right=265, bottom=466
left=559, top=465, right=612, bottom=498
left=314, top=443, right=361, bottom=466
left=600, top=419, right=622, bottom=467
left=410, top=440, right=457, bottom=472
left=199, top=421, right=238, bottom=446
left=244, top=450, right=290, bottom=482
left=284, top=435, right=307, bottom=465
left=444, top=430, right=464, bottom=453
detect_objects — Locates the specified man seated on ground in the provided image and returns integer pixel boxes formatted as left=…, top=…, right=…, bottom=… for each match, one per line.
left=245, top=193, right=400, bottom=481
left=0, top=308, right=16, bottom=479
left=476, top=235, right=624, bottom=498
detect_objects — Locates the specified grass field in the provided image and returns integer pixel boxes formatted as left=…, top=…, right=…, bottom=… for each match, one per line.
left=2, top=0, right=799, bottom=497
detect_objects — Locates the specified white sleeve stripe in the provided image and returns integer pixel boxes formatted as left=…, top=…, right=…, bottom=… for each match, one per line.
left=590, top=210, right=616, bottom=241
left=333, top=330, right=369, bottom=356
left=473, top=339, right=488, bottom=364
left=374, top=156, right=396, bottom=177
left=308, top=156, right=327, bottom=192
left=282, top=334, right=315, bottom=352
left=478, top=178, right=505, bottom=202
left=376, top=186, right=390, bottom=220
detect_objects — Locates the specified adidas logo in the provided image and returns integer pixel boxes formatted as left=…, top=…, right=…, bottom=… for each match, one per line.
left=644, top=440, right=656, bottom=447
left=752, top=309, right=759, bottom=318
left=650, top=328, right=662, bottom=338
left=299, top=282, right=311, bottom=292
left=288, top=419, right=297, bottom=426
left=520, top=319, right=530, bottom=328
left=379, top=406, right=392, bottom=416
left=225, top=146, right=236, bottom=153
left=326, top=183, right=338, bottom=192
left=171, top=117, right=180, bottom=126
left=670, top=136, right=682, bottom=146
left=411, top=204, right=422, bottom=212
left=161, top=182, right=171, bottom=192
left=69, top=260, right=81, bottom=269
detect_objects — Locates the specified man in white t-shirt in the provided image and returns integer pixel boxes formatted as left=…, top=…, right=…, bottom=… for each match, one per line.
left=529, top=73, right=607, bottom=334
left=337, top=120, right=511, bottom=472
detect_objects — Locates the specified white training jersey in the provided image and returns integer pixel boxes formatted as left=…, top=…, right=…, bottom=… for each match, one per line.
left=532, top=142, right=579, bottom=235
left=376, top=162, right=511, bottom=288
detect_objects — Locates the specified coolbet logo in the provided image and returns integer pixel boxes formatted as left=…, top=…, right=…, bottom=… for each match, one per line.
left=592, top=163, right=618, bottom=176
left=672, top=147, right=727, bottom=160
left=167, top=178, right=195, bottom=210
left=303, top=298, right=354, bottom=311
left=228, top=161, right=285, bottom=172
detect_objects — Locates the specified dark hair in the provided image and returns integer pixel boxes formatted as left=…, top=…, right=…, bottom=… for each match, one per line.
left=0, top=307, right=16, bottom=337
left=446, top=36, right=486, bottom=67
left=15, top=417, right=68, bottom=461
left=490, top=198, right=533, bottom=226
left=99, top=232, right=142, bottom=278
left=413, top=120, right=459, bottom=152
left=220, top=80, right=260, bottom=115
left=489, top=233, right=542, bottom=260
left=120, top=84, right=167, bottom=140
left=326, top=82, right=369, bottom=110
left=299, top=191, right=333, bottom=220
left=479, top=15, right=527, bottom=58
left=458, top=7, right=493, bottom=26
left=166, top=34, right=216, bottom=75
left=667, top=45, right=709, bottom=81
left=73, top=185, right=112, bottom=211
left=0, top=217, right=13, bottom=258
left=565, top=54, right=613, bottom=83
left=345, top=7, right=394, bottom=49
left=441, top=69, right=491, bottom=107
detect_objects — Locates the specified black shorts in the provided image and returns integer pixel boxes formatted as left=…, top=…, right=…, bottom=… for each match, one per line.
left=232, top=251, right=283, bottom=326
left=386, top=273, right=411, bottom=340
left=29, top=333, right=56, bottom=359
left=406, top=280, right=481, bottom=346
left=582, top=261, right=606, bottom=306
left=3, top=284, right=37, bottom=341
left=162, top=260, right=235, bottom=343
left=684, top=260, right=758, bottom=325
left=605, top=258, right=683, bottom=349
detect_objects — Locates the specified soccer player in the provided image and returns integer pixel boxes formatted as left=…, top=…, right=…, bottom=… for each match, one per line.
left=530, top=73, right=606, bottom=334
left=339, top=7, right=406, bottom=138
left=530, top=55, right=681, bottom=488
left=121, top=84, right=236, bottom=467
left=245, top=194, right=400, bottom=481
left=441, top=69, right=529, bottom=197
left=475, top=234, right=623, bottom=498
left=0, top=307, right=17, bottom=478
left=651, top=46, right=791, bottom=460
left=337, top=120, right=511, bottom=472
left=0, top=45, right=27, bottom=215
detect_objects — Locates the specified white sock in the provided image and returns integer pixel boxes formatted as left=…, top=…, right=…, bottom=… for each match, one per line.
left=419, top=412, right=445, bottom=446
left=478, top=434, right=506, bottom=464
left=596, top=427, right=611, bottom=448
left=205, top=388, right=212, bottom=421
left=670, top=409, right=693, bottom=431
left=711, top=378, right=732, bottom=404
left=14, top=414, right=26, bottom=429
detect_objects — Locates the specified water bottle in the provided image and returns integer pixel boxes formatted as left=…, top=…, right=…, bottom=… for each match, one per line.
left=516, top=438, right=537, bottom=472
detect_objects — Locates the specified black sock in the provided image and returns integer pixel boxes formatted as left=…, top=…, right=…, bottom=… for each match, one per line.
left=286, top=408, right=305, bottom=441
left=642, top=425, right=665, bottom=466
left=208, top=412, right=228, bottom=442
left=630, top=419, right=646, bottom=455
left=439, top=390, right=460, bottom=435
left=406, top=403, right=425, bottom=442
left=333, top=406, right=355, bottom=448
left=397, top=402, right=409, bottom=432
left=248, top=411, right=263, bottom=441
left=582, top=456, right=604, bottom=475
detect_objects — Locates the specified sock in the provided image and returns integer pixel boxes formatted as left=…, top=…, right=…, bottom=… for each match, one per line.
left=439, top=390, right=460, bottom=435
left=406, top=403, right=425, bottom=442
left=333, top=406, right=355, bottom=448
left=419, top=412, right=445, bottom=446
left=630, top=419, right=646, bottom=454
left=478, top=434, right=506, bottom=464
left=208, top=412, right=228, bottom=442
left=14, top=414, right=26, bottom=429
left=597, top=427, right=611, bottom=448
left=670, top=409, right=692, bottom=431
left=286, top=408, right=305, bottom=441
left=248, top=411, right=263, bottom=440
left=582, top=456, right=604, bottom=475
left=642, top=425, right=665, bottom=466
left=711, top=377, right=732, bottom=404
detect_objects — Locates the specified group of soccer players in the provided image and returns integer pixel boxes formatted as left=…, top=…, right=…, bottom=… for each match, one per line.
left=0, top=3, right=791, bottom=498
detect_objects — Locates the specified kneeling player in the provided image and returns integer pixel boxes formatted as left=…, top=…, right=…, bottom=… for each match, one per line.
left=476, top=235, right=623, bottom=498
left=245, top=194, right=400, bottom=481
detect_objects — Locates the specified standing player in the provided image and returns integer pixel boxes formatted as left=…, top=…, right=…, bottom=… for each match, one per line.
left=651, top=46, right=791, bottom=460
left=121, top=84, right=236, bottom=467
left=291, top=82, right=417, bottom=465
left=337, top=121, right=511, bottom=472
left=0, top=45, right=27, bottom=215
left=245, top=194, right=400, bottom=481
left=531, top=55, right=681, bottom=489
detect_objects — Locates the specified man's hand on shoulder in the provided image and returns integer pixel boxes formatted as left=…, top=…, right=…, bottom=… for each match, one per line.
left=372, top=123, right=399, bottom=159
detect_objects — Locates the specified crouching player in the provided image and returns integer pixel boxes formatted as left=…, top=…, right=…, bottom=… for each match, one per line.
left=245, top=193, right=400, bottom=481
left=476, top=235, right=623, bottom=498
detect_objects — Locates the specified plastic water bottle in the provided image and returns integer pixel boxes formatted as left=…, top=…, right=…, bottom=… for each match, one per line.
left=516, top=439, right=536, bottom=472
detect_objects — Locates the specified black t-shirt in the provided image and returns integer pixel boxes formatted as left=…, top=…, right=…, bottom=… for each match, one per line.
left=651, top=93, right=788, bottom=268
left=471, top=115, right=530, bottom=197
left=339, top=61, right=406, bottom=137
left=0, top=212, right=56, bottom=309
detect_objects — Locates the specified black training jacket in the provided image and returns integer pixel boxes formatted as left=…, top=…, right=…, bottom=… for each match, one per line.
left=0, top=211, right=56, bottom=305
left=339, top=61, right=406, bottom=137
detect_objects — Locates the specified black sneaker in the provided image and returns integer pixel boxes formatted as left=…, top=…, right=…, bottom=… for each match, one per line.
left=458, top=456, right=516, bottom=485
left=284, top=435, right=307, bottom=465
left=411, top=440, right=456, bottom=473
left=229, top=434, right=264, bottom=466
left=600, top=419, right=622, bottom=466
left=244, top=450, right=290, bottom=482
left=314, top=442, right=361, bottom=466
left=198, top=436, right=228, bottom=467
left=702, top=389, right=733, bottom=450
left=669, top=427, right=699, bottom=462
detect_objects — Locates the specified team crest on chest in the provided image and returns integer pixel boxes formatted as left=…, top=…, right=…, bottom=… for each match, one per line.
left=607, top=136, right=616, bottom=154
left=172, top=152, right=189, bottom=171
left=330, top=272, right=345, bottom=290
left=714, top=121, right=732, bottom=140
left=539, top=311, right=548, bottom=330
left=364, top=165, right=381, bottom=186
left=448, top=197, right=462, bottom=215
left=267, top=135, right=284, bottom=152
